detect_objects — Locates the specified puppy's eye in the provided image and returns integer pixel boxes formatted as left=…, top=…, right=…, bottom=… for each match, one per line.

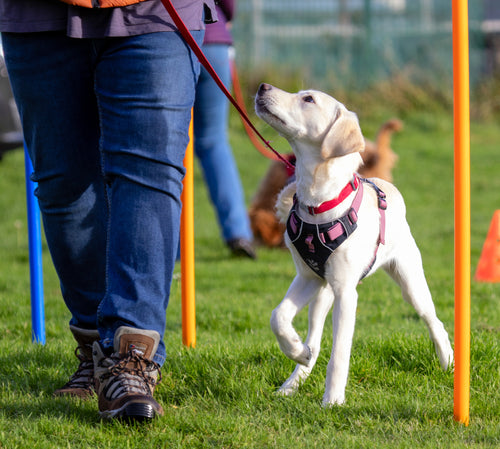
left=303, top=95, right=315, bottom=104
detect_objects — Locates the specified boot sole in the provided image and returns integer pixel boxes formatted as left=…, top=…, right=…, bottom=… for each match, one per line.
left=100, top=401, right=159, bottom=421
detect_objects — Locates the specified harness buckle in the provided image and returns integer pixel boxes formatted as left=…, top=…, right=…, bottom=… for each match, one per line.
left=378, top=196, right=387, bottom=211
left=348, top=208, right=358, bottom=225
left=323, top=222, right=344, bottom=243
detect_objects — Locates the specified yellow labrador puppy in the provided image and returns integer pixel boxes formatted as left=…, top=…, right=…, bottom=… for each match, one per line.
left=255, top=83, right=453, bottom=406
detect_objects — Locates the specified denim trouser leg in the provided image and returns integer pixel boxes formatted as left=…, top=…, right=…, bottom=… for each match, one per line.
left=3, top=33, right=107, bottom=330
left=3, top=31, right=203, bottom=365
left=193, top=44, right=252, bottom=242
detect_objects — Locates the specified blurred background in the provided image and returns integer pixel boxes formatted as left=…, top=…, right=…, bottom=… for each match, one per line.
left=230, top=0, right=500, bottom=120
left=233, top=0, right=499, bottom=88
left=1, top=0, right=500, bottom=151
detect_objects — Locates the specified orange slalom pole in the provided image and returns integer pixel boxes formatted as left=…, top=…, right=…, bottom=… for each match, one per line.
left=452, top=0, right=470, bottom=426
left=180, top=114, right=196, bottom=348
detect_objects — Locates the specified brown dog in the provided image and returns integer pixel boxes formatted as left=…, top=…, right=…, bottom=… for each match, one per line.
left=249, top=119, right=403, bottom=247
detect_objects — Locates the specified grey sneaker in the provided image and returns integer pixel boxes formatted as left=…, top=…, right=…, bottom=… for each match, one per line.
left=53, top=326, right=99, bottom=399
left=227, top=238, right=257, bottom=259
left=93, top=326, right=164, bottom=421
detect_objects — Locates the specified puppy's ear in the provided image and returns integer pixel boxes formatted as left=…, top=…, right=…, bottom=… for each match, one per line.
left=321, top=108, right=365, bottom=159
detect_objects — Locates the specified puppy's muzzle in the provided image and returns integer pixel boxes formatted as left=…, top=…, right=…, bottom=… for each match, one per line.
left=258, top=83, right=273, bottom=94
left=255, top=83, right=273, bottom=111
left=255, top=83, right=286, bottom=127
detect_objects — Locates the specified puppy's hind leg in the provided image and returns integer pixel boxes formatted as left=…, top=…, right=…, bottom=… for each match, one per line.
left=277, top=283, right=334, bottom=395
left=385, top=243, right=454, bottom=370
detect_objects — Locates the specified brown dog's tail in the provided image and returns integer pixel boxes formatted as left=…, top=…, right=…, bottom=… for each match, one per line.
left=375, top=118, right=403, bottom=158
left=361, top=118, right=403, bottom=182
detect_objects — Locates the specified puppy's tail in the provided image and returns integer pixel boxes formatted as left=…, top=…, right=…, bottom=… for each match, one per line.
left=275, top=182, right=296, bottom=224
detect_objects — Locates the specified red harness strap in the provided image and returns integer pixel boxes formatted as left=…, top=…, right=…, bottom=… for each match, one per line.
left=306, top=176, right=360, bottom=215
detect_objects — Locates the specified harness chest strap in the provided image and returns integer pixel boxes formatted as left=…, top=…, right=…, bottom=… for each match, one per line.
left=287, top=176, right=386, bottom=279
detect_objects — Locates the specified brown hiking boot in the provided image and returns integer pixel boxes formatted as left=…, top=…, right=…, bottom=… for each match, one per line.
left=93, top=326, right=164, bottom=421
left=53, top=325, right=99, bottom=399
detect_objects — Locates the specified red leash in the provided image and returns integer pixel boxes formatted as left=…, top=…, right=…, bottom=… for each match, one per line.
left=160, top=0, right=294, bottom=170
left=229, top=58, right=280, bottom=161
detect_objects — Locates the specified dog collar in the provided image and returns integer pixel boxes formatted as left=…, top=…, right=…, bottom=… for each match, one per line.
left=305, top=175, right=360, bottom=215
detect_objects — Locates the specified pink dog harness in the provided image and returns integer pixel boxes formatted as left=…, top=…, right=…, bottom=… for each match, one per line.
left=286, top=176, right=386, bottom=279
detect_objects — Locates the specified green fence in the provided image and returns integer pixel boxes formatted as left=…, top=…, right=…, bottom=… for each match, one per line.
left=232, top=0, right=495, bottom=90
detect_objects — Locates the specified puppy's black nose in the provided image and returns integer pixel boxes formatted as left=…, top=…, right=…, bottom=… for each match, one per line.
left=258, top=83, right=273, bottom=94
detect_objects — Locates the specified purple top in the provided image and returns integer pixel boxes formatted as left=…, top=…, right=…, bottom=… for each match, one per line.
left=0, top=0, right=217, bottom=38
left=203, top=0, right=233, bottom=45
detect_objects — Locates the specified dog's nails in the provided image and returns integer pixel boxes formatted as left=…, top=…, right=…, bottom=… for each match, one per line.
left=304, top=345, right=313, bottom=364
left=296, top=345, right=313, bottom=366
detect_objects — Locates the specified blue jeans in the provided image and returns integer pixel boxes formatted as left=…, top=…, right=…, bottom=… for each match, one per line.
left=3, top=30, right=203, bottom=365
left=193, top=44, right=252, bottom=242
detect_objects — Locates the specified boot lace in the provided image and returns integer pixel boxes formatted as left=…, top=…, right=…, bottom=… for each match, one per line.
left=60, top=346, right=95, bottom=392
left=99, top=350, right=161, bottom=401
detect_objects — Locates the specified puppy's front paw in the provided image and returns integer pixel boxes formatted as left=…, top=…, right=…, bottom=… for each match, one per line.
left=289, top=343, right=312, bottom=366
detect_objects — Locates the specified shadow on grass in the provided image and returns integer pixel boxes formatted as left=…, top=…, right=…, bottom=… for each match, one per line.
left=0, top=346, right=100, bottom=423
left=0, top=395, right=100, bottom=424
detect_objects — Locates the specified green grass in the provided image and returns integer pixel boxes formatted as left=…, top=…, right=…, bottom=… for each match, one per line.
left=0, top=104, right=499, bottom=448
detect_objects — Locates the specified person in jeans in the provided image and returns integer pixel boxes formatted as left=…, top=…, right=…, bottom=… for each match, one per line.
left=0, top=0, right=217, bottom=422
left=193, top=0, right=256, bottom=259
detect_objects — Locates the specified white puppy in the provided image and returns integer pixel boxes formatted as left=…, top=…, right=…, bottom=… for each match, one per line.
left=255, top=83, right=453, bottom=407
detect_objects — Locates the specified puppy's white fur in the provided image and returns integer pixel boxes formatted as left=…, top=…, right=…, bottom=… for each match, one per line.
left=255, top=84, right=453, bottom=407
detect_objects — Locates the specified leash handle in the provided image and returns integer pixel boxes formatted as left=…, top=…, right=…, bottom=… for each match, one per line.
left=160, top=0, right=294, bottom=170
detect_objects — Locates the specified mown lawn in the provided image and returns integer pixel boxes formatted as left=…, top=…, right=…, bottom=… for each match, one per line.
left=0, top=103, right=498, bottom=448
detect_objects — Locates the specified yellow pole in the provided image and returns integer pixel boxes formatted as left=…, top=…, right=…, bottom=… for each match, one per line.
left=180, top=114, right=196, bottom=347
left=452, top=0, right=470, bottom=426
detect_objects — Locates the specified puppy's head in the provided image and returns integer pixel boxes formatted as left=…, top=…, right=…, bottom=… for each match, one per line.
left=255, top=83, right=364, bottom=160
